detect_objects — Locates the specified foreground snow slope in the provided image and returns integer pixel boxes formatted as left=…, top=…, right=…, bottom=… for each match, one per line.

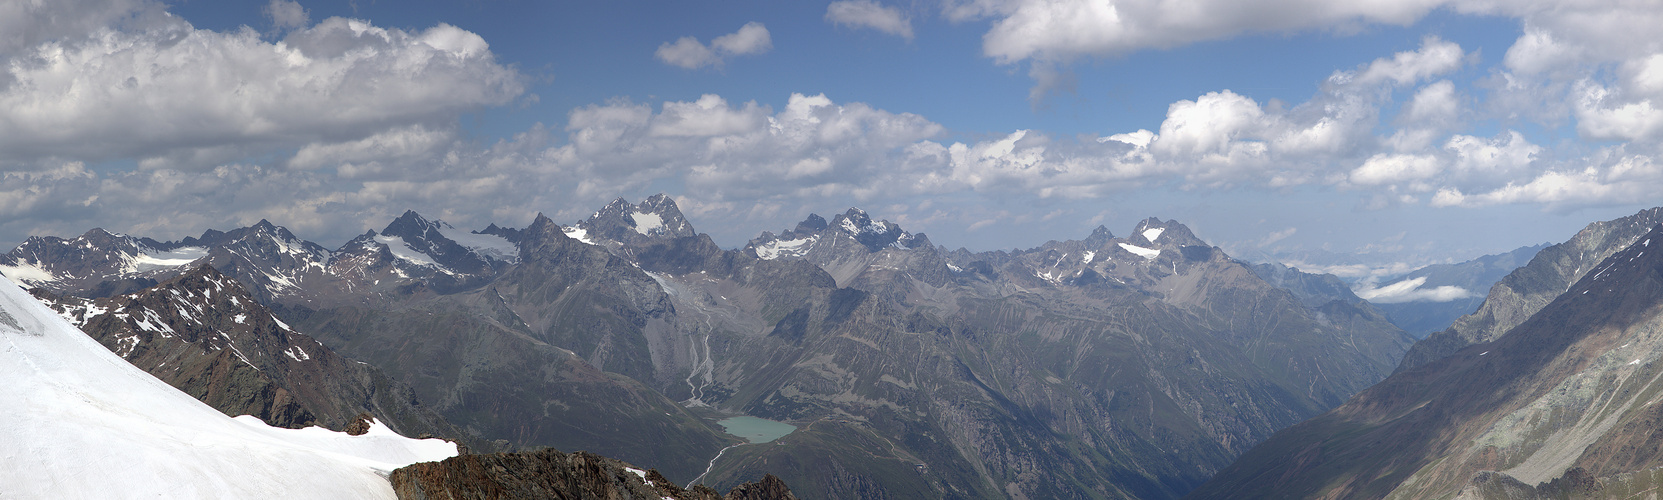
left=0, top=276, right=456, bottom=499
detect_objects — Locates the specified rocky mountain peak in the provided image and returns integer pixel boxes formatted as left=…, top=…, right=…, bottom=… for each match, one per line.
left=1084, top=225, right=1116, bottom=248
left=828, top=208, right=922, bottom=252
left=250, top=219, right=282, bottom=236
left=477, top=223, right=522, bottom=243
left=378, top=210, right=449, bottom=246
left=793, top=213, right=828, bottom=234
left=576, top=194, right=697, bottom=246
left=520, top=213, right=575, bottom=253
left=1130, top=217, right=1205, bottom=248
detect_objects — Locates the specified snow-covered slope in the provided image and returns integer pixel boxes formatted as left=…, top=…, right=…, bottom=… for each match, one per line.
left=0, top=276, right=456, bottom=499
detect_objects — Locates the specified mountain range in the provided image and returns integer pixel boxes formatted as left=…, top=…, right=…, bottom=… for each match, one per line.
left=3, top=194, right=1427, bottom=499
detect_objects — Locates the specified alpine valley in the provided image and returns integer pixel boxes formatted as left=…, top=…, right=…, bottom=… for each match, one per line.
left=31, top=193, right=1617, bottom=499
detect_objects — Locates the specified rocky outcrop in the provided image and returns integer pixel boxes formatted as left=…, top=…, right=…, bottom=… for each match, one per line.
left=389, top=448, right=797, bottom=500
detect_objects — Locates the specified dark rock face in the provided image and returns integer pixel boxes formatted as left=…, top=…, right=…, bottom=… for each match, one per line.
left=389, top=448, right=798, bottom=500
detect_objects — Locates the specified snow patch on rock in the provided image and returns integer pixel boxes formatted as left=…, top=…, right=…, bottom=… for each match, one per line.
left=562, top=225, right=595, bottom=245
left=754, top=236, right=818, bottom=260
left=631, top=212, right=665, bottom=236
left=373, top=235, right=440, bottom=267
left=1119, top=243, right=1161, bottom=260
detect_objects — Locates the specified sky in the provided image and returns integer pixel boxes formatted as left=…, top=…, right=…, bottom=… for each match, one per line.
left=3, top=0, right=1662, bottom=281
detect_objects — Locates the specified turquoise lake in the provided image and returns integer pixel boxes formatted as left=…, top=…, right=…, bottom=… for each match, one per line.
left=716, top=416, right=796, bottom=443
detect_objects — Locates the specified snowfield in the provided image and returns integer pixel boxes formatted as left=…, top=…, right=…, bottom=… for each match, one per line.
left=0, top=276, right=456, bottom=499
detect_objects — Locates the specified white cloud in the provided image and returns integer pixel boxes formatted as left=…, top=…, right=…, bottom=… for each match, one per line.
left=1349, top=154, right=1441, bottom=186
left=1503, top=27, right=1581, bottom=76
left=654, top=37, right=719, bottom=69
left=1353, top=276, right=1475, bottom=303
left=1445, top=131, right=1538, bottom=174
left=713, top=22, right=772, bottom=55
left=1151, top=90, right=1267, bottom=158
left=1629, top=54, right=1663, bottom=97
left=1575, top=81, right=1663, bottom=142
left=1401, top=80, right=1459, bottom=126
left=287, top=124, right=456, bottom=172
left=1428, top=150, right=1661, bottom=209
left=264, top=0, right=309, bottom=32
left=655, top=22, right=772, bottom=69
left=826, top=1, right=914, bottom=40
left=649, top=94, right=767, bottom=137
left=1351, top=36, right=1465, bottom=87
left=964, top=0, right=1450, bottom=65
left=0, top=15, right=523, bottom=169
left=0, top=0, right=170, bottom=57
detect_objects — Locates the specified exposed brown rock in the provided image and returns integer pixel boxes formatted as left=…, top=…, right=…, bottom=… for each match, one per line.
left=344, top=413, right=375, bottom=436
left=390, top=448, right=798, bottom=500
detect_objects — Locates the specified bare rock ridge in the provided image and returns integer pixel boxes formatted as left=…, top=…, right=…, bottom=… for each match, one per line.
left=1187, top=222, right=1663, bottom=499
left=390, top=447, right=798, bottom=500
left=1397, top=206, right=1663, bottom=372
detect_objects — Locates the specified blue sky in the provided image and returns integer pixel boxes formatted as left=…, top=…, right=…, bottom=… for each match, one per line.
left=3, top=0, right=1662, bottom=282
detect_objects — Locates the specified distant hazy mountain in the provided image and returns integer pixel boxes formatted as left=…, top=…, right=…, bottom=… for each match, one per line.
left=0, top=195, right=1418, bottom=499
left=1186, top=221, right=1663, bottom=499
left=1356, top=244, right=1547, bottom=338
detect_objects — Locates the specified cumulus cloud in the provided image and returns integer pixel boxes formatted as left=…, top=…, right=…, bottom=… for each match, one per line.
left=1349, top=154, right=1441, bottom=186
left=1353, top=276, right=1475, bottom=303
left=826, top=1, right=914, bottom=40
left=1352, top=37, right=1466, bottom=86
left=1446, top=131, right=1538, bottom=175
left=1401, top=80, right=1460, bottom=126
left=264, top=0, right=309, bottom=32
left=0, top=14, right=524, bottom=170
left=1575, top=80, right=1663, bottom=142
left=956, top=0, right=1450, bottom=65
left=655, top=22, right=772, bottom=69
left=0, top=0, right=171, bottom=57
